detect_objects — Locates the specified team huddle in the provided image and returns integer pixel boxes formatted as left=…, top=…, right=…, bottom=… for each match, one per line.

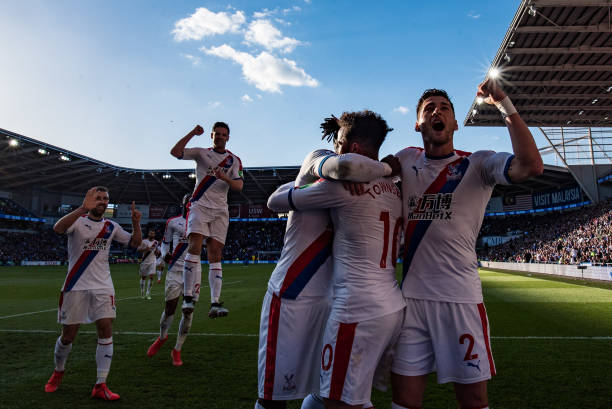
left=43, top=79, right=543, bottom=408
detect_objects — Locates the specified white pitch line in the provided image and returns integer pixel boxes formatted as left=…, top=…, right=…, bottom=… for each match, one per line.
left=0, top=280, right=244, bottom=320
left=0, top=329, right=257, bottom=337
left=0, top=329, right=610, bottom=340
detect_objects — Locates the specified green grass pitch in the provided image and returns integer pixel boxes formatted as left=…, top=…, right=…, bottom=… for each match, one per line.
left=1, top=264, right=611, bottom=408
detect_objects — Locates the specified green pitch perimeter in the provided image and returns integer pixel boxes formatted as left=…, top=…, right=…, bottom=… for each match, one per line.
left=1, top=265, right=611, bottom=408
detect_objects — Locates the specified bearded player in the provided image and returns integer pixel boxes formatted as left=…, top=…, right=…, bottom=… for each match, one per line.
left=262, top=111, right=403, bottom=409
left=171, top=122, right=243, bottom=319
left=386, top=79, right=543, bottom=409
left=146, top=194, right=192, bottom=366
left=138, top=229, right=158, bottom=300
left=44, top=186, right=142, bottom=400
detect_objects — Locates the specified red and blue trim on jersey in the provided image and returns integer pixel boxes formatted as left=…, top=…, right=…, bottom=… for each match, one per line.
left=168, top=242, right=188, bottom=271
left=278, top=227, right=333, bottom=300
left=189, top=154, right=234, bottom=203
left=401, top=155, right=470, bottom=286
left=62, top=220, right=114, bottom=292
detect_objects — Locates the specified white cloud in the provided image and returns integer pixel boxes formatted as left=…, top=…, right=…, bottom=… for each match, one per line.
left=244, top=19, right=301, bottom=53
left=304, top=0, right=311, bottom=3
left=172, top=7, right=246, bottom=41
left=467, top=11, right=481, bottom=19
left=253, top=8, right=277, bottom=18
left=256, top=94, right=263, bottom=99
left=393, top=106, right=410, bottom=115
left=208, top=101, right=223, bottom=109
left=275, top=18, right=291, bottom=26
left=181, top=53, right=202, bottom=66
left=241, top=94, right=253, bottom=102
left=201, top=45, right=318, bottom=93
left=283, top=6, right=302, bottom=14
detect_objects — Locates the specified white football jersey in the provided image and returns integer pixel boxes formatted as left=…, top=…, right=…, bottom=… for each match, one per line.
left=396, top=147, right=514, bottom=303
left=268, top=177, right=405, bottom=322
left=182, top=147, right=243, bottom=210
left=161, top=215, right=188, bottom=276
left=266, top=150, right=391, bottom=300
left=62, top=216, right=132, bottom=292
left=139, top=239, right=158, bottom=265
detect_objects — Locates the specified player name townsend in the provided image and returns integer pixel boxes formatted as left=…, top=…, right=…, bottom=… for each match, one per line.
left=363, top=181, right=401, bottom=199
left=407, top=211, right=452, bottom=221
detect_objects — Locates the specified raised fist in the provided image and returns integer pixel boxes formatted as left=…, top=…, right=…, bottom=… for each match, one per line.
left=192, top=125, right=204, bottom=136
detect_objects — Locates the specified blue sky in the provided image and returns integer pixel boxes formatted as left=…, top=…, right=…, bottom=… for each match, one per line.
left=2, top=0, right=553, bottom=169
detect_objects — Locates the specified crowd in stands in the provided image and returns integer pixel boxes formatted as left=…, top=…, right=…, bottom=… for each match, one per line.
left=2, top=196, right=610, bottom=266
left=0, top=198, right=35, bottom=218
left=478, top=199, right=612, bottom=265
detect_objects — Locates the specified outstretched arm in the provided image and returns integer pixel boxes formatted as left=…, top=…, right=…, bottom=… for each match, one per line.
left=314, top=152, right=394, bottom=182
left=170, top=125, right=204, bottom=159
left=267, top=179, right=349, bottom=213
left=477, top=79, right=543, bottom=183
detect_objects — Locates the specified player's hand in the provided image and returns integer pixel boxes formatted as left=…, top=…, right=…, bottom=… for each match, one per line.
left=214, top=168, right=229, bottom=182
left=477, top=78, right=506, bottom=104
left=81, top=187, right=99, bottom=211
left=191, top=125, right=204, bottom=136
left=381, top=154, right=401, bottom=177
left=342, top=181, right=365, bottom=196
left=131, top=201, right=141, bottom=224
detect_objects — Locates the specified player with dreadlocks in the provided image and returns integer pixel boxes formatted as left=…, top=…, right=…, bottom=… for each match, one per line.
left=255, top=111, right=400, bottom=409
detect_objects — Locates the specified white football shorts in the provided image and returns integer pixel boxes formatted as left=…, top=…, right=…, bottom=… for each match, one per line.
left=319, top=309, right=403, bottom=406
left=258, top=290, right=331, bottom=401
left=58, top=290, right=116, bottom=324
left=392, top=297, right=496, bottom=384
left=186, top=204, right=229, bottom=245
left=164, top=271, right=184, bottom=301
left=139, top=261, right=155, bottom=277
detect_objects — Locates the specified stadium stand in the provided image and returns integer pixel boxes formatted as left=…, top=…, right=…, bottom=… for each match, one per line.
left=479, top=198, right=612, bottom=265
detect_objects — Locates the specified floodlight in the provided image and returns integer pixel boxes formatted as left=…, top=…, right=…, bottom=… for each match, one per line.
left=162, top=174, right=171, bottom=179
left=528, top=5, right=537, bottom=17
left=476, top=97, right=484, bottom=105
left=592, top=98, right=599, bottom=104
left=503, top=53, right=511, bottom=63
left=59, top=154, right=70, bottom=161
left=578, top=110, right=584, bottom=116
left=8, top=139, right=18, bottom=147
left=472, top=109, right=478, bottom=116
left=188, top=172, right=196, bottom=179
left=37, top=148, right=48, bottom=155
left=489, top=67, right=500, bottom=79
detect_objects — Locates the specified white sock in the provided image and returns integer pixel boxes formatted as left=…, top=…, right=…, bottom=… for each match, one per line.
left=54, top=336, right=72, bottom=372
left=209, top=262, right=222, bottom=303
left=174, top=312, right=193, bottom=351
left=254, top=402, right=267, bottom=409
left=301, top=393, right=325, bottom=409
left=140, top=278, right=145, bottom=295
left=183, top=253, right=201, bottom=298
left=160, top=311, right=174, bottom=339
left=146, top=278, right=153, bottom=295
left=95, top=337, right=113, bottom=384
left=157, top=267, right=162, bottom=281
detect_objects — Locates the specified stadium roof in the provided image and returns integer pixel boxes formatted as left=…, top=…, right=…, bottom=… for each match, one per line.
left=0, top=128, right=299, bottom=205
left=1, top=127, right=580, bottom=205
left=465, top=0, right=612, bottom=128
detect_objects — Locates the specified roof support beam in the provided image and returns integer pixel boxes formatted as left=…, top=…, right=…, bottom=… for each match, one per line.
left=512, top=105, right=612, bottom=110
left=245, top=170, right=268, bottom=195
left=515, top=23, right=612, bottom=33
left=506, top=47, right=612, bottom=54
left=0, top=159, right=89, bottom=183
left=533, top=0, right=612, bottom=6
left=504, top=80, right=612, bottom=86
left=150, top=174, right=180, bottom=203
left=505, top=64, right=612, bottom=72
left=472, top=115, right=610, bottom=122
left=510, top=93, right=612, bottom=99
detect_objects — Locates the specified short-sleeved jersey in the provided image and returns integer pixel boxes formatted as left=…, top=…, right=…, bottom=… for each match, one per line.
left=182, top=147, right=243, bottom=209
left=140, top=239, right=158, bottom=265
left=396, top=148, right=514, bottom=303
left=161, top=215, right=188, bottom=275
left=269, top=177, right=406, bottom=322
left=62, top=216, right=132, bottom=293
left=266, top=149, right=391, bottom=300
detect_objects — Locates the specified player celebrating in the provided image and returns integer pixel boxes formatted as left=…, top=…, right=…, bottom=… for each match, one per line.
left=44, top=186, right=142, bottom=400
left=388, top=80, right=543, bottom=409
left=267, top=111, right=405, bottom=409
left=255, top=114, right=398, bottom=409
left=138, top=229, right=158, bottom=299
left=147, top=194, right=193, bottom=366
left=170, top=122, right=243, bottom=318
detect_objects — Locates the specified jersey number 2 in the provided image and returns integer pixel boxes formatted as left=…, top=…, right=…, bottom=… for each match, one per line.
left=379, top=211, right=403, bottom=268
